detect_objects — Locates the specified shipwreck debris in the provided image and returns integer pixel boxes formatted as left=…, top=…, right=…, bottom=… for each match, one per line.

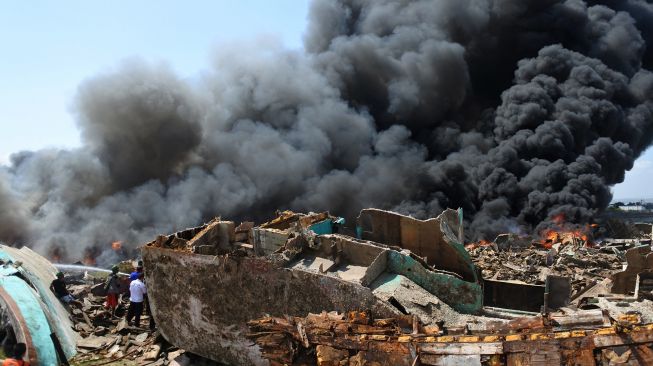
left=142, top=208, right=487, bottom=364
left=247, top=310, right=653, bottom=366
left=137, top=208, right=653, bottom=365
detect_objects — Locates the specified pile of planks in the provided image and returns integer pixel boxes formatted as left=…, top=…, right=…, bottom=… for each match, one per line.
left=247, top=310, right=653, bottom=365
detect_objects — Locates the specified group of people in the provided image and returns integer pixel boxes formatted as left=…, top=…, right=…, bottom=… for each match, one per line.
left=50, top=260, right=154, bottom=331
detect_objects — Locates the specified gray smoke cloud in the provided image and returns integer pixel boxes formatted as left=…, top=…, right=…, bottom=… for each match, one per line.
left=1, top=0, right=653, bottom=263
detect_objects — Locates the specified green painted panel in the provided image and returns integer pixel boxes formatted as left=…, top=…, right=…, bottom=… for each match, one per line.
left=386, top=251, right=482, bottom=314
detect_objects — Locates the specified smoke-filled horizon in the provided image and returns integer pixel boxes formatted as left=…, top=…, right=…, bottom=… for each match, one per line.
left=1, top=0, right=652, bottom=263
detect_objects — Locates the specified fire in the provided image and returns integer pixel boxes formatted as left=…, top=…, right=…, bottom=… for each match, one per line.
left=82, top=247, right=100, bottom=266
left=545, top=230, right=559, bottom=243
left=112, top=241, right=123, bottom=251
left=537, top=226, right=593, bottom=248
left=551, top=213, right=566, bottom=225
left=533, top=213, right=595, bottom=248
left=83, top=255, right=96, bottom=266
left=49, top=246, right=64, bottom=263
left=465, top=239, right=493, bottom=250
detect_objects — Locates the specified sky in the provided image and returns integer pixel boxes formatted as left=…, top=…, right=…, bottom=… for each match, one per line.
left=0, top=0, right=309, bottom=161
left=0, top=0, right=649, bottom=201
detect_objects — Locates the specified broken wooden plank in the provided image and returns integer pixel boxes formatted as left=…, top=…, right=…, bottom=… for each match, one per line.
left=418, top=342, right=503, bottom=355
left=420, top=354, right=482, bottom=366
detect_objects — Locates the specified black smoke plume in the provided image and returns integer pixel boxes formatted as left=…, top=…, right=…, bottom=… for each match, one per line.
left=1, top=0, right=652, bottom=262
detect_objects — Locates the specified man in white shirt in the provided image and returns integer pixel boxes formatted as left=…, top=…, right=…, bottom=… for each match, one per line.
left=126, top=272, right=147, bottom=327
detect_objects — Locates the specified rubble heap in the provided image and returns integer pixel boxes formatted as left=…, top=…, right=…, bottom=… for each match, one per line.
left=467, top=244, right=623, bottom=298
left=137, top=209, right=653, bottom=365
left=62, top=269, right=221, bottom=366
left=248, top=310, right=653, bottom=365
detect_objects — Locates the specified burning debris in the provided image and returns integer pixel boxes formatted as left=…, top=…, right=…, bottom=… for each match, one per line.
left=132, top=207, right=653, bottom=365
left=467, top=244, right=622, bottom=301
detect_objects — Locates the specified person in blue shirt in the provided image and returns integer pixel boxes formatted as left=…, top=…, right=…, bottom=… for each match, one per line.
left=130, top=260, right=143, bottom=281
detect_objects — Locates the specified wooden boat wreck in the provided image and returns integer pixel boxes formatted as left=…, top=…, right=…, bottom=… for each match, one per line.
left=248, top=309, right=653, bottom=365
left=141, top=208, right=653, bottom=365
left=142, top=208, right=489, bottom=364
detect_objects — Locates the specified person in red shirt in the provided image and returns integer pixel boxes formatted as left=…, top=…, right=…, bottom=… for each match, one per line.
left=3, top=342, right=29, bottom=366
left=104, top=266, right=121, bottom=316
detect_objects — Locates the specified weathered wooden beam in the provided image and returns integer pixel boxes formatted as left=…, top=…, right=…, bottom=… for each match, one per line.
left=418, top=342, right=504, bottom=355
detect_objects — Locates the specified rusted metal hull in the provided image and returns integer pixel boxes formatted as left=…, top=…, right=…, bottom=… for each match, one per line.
left=142, top=246, right=399, bottom=365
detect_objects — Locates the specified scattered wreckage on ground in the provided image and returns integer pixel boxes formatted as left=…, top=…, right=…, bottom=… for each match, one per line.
left=3, top=207, right=651, bottom=365
left=0, top=247, right=191, bottom=366
left=141, top=208, right=653, bottom=365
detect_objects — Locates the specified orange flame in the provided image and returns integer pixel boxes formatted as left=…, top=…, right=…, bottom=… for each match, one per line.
left=83, top=255, right=96, bottom=266
left=49, top=247, right=64, bottom=263
left=551, top=213, right=566, bottom=225
left=545, top=230, right=559, bottom=242
left=465, top=239, right=492, bottom=250
left=537, top=223, right=593, bottom=248
left=111, top=241, right=123, bottom=251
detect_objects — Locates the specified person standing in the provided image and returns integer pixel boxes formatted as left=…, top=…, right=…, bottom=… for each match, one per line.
left=104, top=266, right=121, bottom=316
left=126, top=272, right=147, bottom=327
left=2, top=342, right=30, bottom=366
left=130, top=260, right=143, bottom=281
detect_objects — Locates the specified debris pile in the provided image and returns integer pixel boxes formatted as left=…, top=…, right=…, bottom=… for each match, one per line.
left=61, top=268, right=221, bottom=366
left=138, top=209, right=653, bottom=365
left=247, top=310, right=653, bottom=365
left=142, top=208, right=490, bottom=364
left=467, top=244, right=623, bottom=298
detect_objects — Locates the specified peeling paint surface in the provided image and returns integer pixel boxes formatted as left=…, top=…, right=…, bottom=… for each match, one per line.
left=143, top=246, right=398, bottom=365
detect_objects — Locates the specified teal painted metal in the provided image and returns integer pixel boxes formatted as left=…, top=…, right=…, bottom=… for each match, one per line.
left=309, top=219, right=333, bottom=235
left=309, top=217, right=345, bottom=235
left=0, top=276, right=58, bottom=365
left=355, top=226, right=363, bottom=239
left=11, top=265, right=77, bottom=359
left=445, top=238, right=480, bottom=284
left=386, top=251, right=483, bottom=314
left=0, top=247, right=77, bottom=363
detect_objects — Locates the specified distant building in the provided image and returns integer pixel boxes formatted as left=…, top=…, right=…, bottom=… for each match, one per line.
left=618, top=205, right=646, bottom=211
